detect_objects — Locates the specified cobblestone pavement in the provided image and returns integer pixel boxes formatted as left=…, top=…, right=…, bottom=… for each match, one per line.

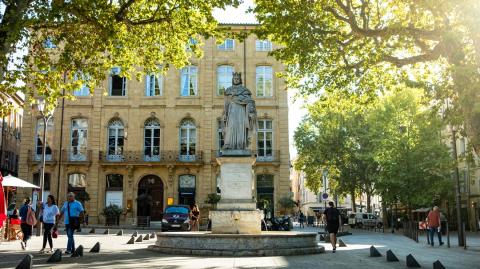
left=0, top=225, right=479, bottom=268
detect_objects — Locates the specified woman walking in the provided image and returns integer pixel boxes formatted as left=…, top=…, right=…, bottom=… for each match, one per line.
left=19, top=198, right=35, bottom=250
left=39, top=195, right=59, bottom=253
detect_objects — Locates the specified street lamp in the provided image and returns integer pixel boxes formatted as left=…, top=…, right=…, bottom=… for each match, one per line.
left=35, top=97, right=55, bottom=236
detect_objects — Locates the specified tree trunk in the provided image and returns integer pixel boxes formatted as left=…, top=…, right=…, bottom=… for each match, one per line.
left=366, top=191, right=372, bottom=213
left=351, top=188, right=356, bottom=212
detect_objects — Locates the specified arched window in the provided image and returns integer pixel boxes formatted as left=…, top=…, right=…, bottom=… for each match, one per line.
left=68, top=173, right=86, bottom=192
left=179, top=119, right=196, bottom=161
left=256, top=174, right=274, bottom=218
left=106, top=174, right=123, bottom=208
left=107, top=119, right=124, bottom=161
left=144, top=118, right=161, bottom=161
left=217, top=65, right=233, bottom=95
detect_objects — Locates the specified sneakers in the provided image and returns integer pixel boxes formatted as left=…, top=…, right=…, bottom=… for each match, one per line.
left=65, top=250, right=72, bottom=254
left=48, top=248, right=54, bottom=253
left=38, top=248, right=45, bottom=254
left=332, top=247, right=336, bottom=253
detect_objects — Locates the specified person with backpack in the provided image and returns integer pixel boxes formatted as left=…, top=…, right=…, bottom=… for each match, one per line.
left=19, top=197, right=35, bottom=250
left=58, top=192, right=84, bottom=254
left=323, top=201, right=341, bottom=253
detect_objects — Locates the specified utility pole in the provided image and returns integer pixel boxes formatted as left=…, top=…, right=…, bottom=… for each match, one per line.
left=451, top=127, right=465, bottom=247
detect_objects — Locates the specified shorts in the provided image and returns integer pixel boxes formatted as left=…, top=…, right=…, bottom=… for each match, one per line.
left=326, top=222, right=339, bottom=234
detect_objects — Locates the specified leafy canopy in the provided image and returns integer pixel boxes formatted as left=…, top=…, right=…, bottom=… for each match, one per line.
left=0, top=0, right=239, bottom=114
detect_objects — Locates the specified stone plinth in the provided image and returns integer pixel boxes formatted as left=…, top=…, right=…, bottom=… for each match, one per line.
left=210, top=156, right=262, bottom=234
left=148, top=232, right=325, bottom=256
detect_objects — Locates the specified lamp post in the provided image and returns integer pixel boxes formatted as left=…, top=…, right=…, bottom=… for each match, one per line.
left=36, top=97, right=54, bottom=236
left=450, top=126, right=465, bottom=246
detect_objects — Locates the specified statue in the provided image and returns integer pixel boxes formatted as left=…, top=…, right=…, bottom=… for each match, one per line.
left=222, top=72, right=257, bottom=152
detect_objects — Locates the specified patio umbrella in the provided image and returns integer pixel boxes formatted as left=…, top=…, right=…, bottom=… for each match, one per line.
left=0, top=173, right=6, bottom=228
left=2, top=175, right=39, bottom=188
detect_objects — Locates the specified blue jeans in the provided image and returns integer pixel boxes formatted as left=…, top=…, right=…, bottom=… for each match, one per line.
left=428, top=227, right=443, bottom=246
left=66, top=224, right=76, bottom=252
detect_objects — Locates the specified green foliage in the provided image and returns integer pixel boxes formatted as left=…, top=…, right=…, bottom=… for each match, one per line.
left=278, top=194, right=296, bottom=212
left=294, top=86, right=453, bottom=209
left=0, top=0, right=240, bottom=115
left=204, top=193, right=221, bottom=205
left=102, top=204, right=123, bottom=217
left=254, top=0, right=480, bottom=153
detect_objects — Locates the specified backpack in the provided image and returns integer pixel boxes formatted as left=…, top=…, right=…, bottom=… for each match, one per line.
left=326, top=208, right=339, bottom=223
left=26, top=206, right=37, bottom=226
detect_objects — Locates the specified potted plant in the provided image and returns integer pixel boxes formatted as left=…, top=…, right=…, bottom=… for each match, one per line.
left=103, top=204, right=123, bottom=226
left=204, top=193, right=221, bottom=209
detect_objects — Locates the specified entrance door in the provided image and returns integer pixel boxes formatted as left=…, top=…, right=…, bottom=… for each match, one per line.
left=137, top=175, right=164, bottom=221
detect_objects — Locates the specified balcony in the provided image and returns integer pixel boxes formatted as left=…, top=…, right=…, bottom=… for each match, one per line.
left=27, top=150, right=57, bottom=164
left=61, top=150, right=92, bottom=164
left=211, top=150, right=280, bottom=163
left=98, top=150, right=203, bottom=165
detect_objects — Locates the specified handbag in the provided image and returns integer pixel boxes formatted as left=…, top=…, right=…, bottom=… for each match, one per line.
left=26, top=206, right=37, bottom=226
left=68, top=202, right=80, bottom=230
left=52, top=227, right=59, bottom=238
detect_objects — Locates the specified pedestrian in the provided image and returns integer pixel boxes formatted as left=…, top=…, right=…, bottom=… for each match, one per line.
left=299, top=211, right=305, bottom=228
left=58, top=192, right=84, bottom=254
left=426, top=206, right=444, bottom=247
left=190, top=204, right=200, bottom=231
left=39, top=195, right=59, bottom=254
left=19, top=197, right=35, bottom=250
left=323, top=201, right=341, bottom=253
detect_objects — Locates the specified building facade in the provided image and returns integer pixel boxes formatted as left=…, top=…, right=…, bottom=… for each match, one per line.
left=18, top=25, right=290, bottom=225
left=0, top=92, right=24, bottom=177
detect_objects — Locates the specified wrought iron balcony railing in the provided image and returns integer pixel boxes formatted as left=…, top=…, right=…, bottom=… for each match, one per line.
left=98, top=150, right=203, bottom=164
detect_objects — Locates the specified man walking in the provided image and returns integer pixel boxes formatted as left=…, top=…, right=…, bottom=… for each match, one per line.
left=323, top=201, right=341, bottom=253
left=426, top=206, right=444, bottom=247
left=58, top=192, right=84, bottom=254
left=298, top=211, right=305, bottom=228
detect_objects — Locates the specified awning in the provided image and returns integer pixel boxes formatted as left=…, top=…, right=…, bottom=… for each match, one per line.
left=2, top=175, right=39, bottom=188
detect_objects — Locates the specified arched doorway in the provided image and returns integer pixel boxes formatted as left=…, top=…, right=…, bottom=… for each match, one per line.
left=137, top=175, right=164, bottom=221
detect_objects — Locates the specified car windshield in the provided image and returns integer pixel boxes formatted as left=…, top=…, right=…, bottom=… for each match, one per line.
left=165, top=206, right=189, bottom=214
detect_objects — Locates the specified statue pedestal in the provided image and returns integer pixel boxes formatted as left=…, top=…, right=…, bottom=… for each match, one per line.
left=210, top=156, right=263, bottom=234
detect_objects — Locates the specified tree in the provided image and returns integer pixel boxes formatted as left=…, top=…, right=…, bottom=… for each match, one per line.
left=278, top=194, right=296, bottom=214
left=254, top=0, right=480, bottom=154
left=0, top=0, right=239, bottom=115
left=294, top=86, right=453, bottom=211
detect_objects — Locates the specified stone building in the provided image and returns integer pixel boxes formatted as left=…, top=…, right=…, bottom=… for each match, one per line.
left=0, top=92, right=24, bottom=177
left=18, top=24, right=290, bottom=226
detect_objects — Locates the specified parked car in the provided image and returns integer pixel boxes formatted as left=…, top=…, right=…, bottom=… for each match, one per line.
left=161, top=205, right=191, bottom=232
left=348, top=212, right=383, bottom=228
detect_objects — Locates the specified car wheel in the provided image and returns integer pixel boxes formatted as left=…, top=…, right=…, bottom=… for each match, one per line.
left=377, top=222, right=383, bottom=229
left=356, top=222, right=363, bottom=229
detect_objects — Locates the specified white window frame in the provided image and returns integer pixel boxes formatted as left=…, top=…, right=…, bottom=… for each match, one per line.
left=179, top=119, right=196, bottom=161
left=216, top=65, right=234, bottom=96
left=255, top=40, right=272, bottom=51
left=70, top=119, right=88, bottom=161
left=144, top=119, right=161, bottom=161
left=256, top=66, right=273, bottom=97
left=145, top=73, right=163, bottom=96
left=109, top=67, right=127, bottom=96
left=107, top=119, right=124, bottom=161
left=218, top=39, right=235, bottom=51
left=257, top=119, right=273, bottom=160
left=180, top=66, right=198, bottom=96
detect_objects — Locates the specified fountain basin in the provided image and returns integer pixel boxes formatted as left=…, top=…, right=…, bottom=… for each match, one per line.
left=148, top=231, right=324, bottom=256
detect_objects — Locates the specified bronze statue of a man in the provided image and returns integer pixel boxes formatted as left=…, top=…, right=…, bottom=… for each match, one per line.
left=222, top=72, right=257, bottom=151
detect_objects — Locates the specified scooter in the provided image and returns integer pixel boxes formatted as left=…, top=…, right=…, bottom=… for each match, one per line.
left=269, top=216, right=291, bottom=231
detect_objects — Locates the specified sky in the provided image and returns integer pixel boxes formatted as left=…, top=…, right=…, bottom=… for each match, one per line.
left=213, top=1, right=308, bottom=160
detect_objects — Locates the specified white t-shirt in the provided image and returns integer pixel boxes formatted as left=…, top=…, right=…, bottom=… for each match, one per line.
left=42, top=204, right=60, bottom=224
